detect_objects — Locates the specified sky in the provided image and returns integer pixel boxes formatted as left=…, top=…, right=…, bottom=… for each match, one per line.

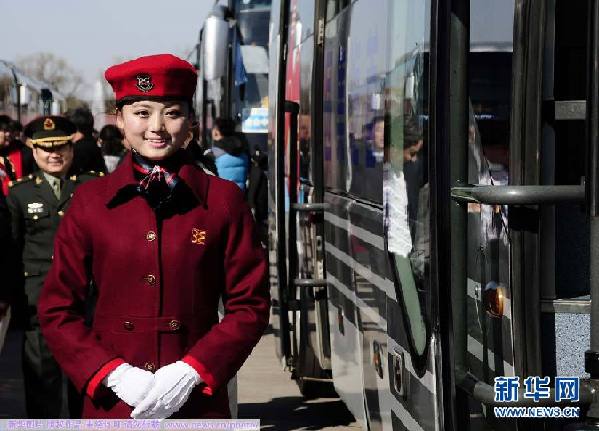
left=0, top=0, right=215, bottom=100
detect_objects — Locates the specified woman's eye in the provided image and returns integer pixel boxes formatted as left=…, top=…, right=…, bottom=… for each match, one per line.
left=134, top=110, right=149, bottom=117
left=166, top=110, right=182, bottom=118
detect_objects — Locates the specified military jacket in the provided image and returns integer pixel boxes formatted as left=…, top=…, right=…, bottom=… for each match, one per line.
left=7, top=171, right=101, bottom=310
left=38, top=153, right=270, bottom=418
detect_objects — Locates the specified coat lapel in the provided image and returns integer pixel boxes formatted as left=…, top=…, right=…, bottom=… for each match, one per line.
left=58, top=177, right=76, bottom=207
left=34, top=172, right=58, bottom=208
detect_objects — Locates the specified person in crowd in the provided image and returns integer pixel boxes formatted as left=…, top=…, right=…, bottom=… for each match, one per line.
left=185, top=119, right=218, bottom=176
left=6, top=116, right=102, bottom=418
left=68, top=107, right=107, bottom=174
left=2, top=118, right=36, bottom=179
left=246, top=149, right=268, bottom=244
left=0, top=191, right=18, bottom=323
left=98, top=124, right=126, bottom=173
left=38, top=54, right=269, bottom=419
left=209, top=118, right=249, bottom=191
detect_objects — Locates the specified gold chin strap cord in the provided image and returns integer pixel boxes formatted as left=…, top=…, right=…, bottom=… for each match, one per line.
left=29, top=136, right=74, bottom=146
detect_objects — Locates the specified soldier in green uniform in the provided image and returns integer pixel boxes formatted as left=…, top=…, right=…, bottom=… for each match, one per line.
left=6, top=116, right=102, bottom=418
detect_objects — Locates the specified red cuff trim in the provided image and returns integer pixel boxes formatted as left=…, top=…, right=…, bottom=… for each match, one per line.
left=182, top=355, right=215, bottom=396
left=86, top=358, right=125, bottom=399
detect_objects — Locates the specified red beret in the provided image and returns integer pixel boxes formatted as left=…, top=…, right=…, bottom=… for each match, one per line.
left=105, top=54, right=197, bottom=101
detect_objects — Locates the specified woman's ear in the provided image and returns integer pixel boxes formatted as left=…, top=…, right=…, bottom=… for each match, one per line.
left=116, top=109, right=124, bottom=130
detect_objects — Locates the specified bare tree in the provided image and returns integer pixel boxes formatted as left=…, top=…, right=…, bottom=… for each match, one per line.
left=16, top=52, right=85, bottom=109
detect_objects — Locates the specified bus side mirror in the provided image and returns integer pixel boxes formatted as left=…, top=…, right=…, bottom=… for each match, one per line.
left=203, top=12, right=229, bottom=80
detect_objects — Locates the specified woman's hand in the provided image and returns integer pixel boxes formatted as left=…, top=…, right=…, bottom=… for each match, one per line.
left=131, top=361, right=201, bottom=419
left=103, top=363, right=155, bottom=407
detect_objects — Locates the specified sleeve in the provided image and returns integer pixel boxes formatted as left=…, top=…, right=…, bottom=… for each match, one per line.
left=183, top=185, right=270, bottom=394
left=6, top=190, right=24, bottom=252
left=38, top=192, right=121, bottom=397
left=4, top=191, right=23, bottom=306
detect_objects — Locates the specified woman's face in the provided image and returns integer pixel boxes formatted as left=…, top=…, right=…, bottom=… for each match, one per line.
left=117, top=100, right=190, bottom=160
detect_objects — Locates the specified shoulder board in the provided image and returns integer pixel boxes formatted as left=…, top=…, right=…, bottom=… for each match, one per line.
left=8, top=174, right=34, bottom=189
left=73, top=171, right=106, bottom=181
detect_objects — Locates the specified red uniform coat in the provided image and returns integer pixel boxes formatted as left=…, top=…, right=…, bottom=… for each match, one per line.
left=38, top=153, right=270, bottom=418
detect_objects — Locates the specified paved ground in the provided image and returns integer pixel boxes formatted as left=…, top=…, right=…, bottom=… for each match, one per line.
left=0, top=329, right=26, bottom=418
left=237, top=327, right=361, bottom=430
left=0, top=327, right=361, bottom=430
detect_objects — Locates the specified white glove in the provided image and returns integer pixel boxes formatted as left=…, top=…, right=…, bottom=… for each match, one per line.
left=103, top=363, right=155, bottom=407
left=131, top=361, right=201, bottom=419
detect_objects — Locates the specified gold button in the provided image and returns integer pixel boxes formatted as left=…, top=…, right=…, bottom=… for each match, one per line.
left=32, top=215, right=38, bottom=220
left=168, top=320, right=181, bottom=331
left=123, top=321, right=134, bottom=331
left=58, top=210, right=64, bottom=217
left=144, top=362, right=156, bottom=372
left=144, top=274, right=156, bottom=285
left=146, top=231, right=156, bottom=241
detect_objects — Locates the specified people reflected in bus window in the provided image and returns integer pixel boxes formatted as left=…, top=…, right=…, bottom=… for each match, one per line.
left=402, top=118, right=425, bottom=240
left=347, top=115, right=385, bottom=202
left=298, top=113, right=311, bottom=181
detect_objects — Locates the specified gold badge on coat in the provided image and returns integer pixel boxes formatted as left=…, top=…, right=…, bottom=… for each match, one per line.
left=191, top=228, right=206, bottom=245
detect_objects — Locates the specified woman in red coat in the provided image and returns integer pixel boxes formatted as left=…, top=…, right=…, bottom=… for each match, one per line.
left=37, top=54, right=270, bottom=419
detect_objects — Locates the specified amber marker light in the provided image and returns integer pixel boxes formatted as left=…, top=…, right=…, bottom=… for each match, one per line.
left=483, top=281, right=506, bottom=318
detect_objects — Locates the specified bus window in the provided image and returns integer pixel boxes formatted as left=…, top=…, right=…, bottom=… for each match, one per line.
left=346, top=0, right=389, bottom=203
left=385, top=0, right=431, bottom=364
left=295, top=0, right=315, bottom=42
left=326, top=0, right=350, bottom=22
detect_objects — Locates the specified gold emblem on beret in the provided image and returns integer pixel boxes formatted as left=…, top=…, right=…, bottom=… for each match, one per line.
left=43, top=118, right=55, bottom=130
left=136, top=73, right=154, bottom=92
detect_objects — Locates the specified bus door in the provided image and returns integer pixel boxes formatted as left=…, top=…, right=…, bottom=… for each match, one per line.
left=441, top=1, right=594, bottom=430
left=278, top=0, right=332, bottom=396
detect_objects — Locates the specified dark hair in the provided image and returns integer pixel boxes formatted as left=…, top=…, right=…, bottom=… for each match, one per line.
left=8, top=119, right=22, bottom=133
left=404, top=116, right=423, bottom=148
left=115, top=96, right=193, bottom=112
left=99, top=124, right=124, bottom=156
left=213, top=118, right=236, bottom=137
left=0, top=115, right=11, bottom=131
left=69, top=108, right=95, bottom=136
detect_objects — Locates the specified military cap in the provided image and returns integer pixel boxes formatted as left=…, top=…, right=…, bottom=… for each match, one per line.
left=105, top=54, right=197, bottom=101
left=24, top=116, right=76, bottom=150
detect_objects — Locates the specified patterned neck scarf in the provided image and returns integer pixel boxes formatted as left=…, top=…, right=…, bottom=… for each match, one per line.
left=131, top=151, right=180, bottom=191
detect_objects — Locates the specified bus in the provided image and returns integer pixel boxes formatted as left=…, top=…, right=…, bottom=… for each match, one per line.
left=264, top=0, right=597, bottom=430
left=194, top=0, right=271, bottom=157
left=0, top=60, right=65, bottom=123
